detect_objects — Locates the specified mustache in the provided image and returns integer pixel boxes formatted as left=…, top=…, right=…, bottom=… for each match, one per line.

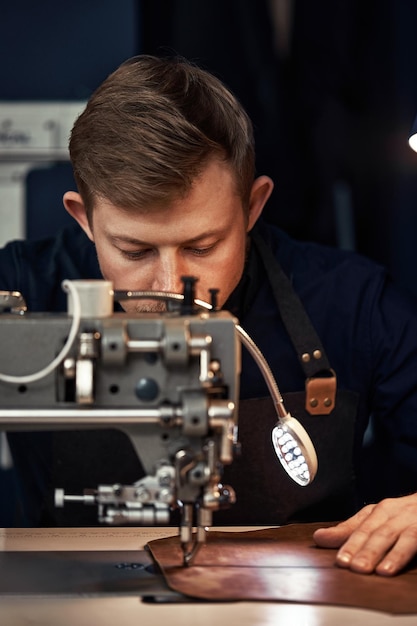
left=133, top=301, right=167, bottom=313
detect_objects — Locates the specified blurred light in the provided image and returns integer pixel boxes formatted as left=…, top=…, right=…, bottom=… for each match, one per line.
left=408, top=115, right=417, bottom=152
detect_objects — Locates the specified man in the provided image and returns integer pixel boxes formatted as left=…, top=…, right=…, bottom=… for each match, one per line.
left=1, top=55, right=417, bottom=576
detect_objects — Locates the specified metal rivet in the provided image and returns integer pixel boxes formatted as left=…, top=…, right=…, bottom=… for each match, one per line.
left=313, top=349, right=322, bottom=360
left=324, top=398, right=332, bottom=407
left=302, top=353, right=310, bottom=363
left=310, top=398, right=318, bottom=408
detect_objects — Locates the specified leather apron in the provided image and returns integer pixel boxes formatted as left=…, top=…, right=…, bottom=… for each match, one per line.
left=217, top=231, right=359, bottom=526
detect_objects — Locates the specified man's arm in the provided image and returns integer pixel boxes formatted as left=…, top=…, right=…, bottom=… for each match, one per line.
left=313, top=493, right=417, bottom=575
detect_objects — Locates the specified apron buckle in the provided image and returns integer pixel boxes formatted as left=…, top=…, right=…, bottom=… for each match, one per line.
left=305, top=370, right=337, bottom=415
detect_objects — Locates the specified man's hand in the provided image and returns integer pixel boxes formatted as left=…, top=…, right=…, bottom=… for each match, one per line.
left=313, top=493, right=417, bottom=576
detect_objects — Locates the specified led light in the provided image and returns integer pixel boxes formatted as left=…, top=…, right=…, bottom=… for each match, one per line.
left=272, top=415, right=318, bottom=486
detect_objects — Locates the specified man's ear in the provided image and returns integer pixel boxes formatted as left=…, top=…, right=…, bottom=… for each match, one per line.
left=246, top=176, right=274, bottom=232
left=63, top=191, right=94, bottom=241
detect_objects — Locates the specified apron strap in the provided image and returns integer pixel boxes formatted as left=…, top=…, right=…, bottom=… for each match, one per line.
left=251, top=230, right=336, bottom=415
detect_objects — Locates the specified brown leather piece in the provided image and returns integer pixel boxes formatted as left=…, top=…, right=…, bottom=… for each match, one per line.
left=147, top=523, right=417, bottom=614
left=305, top=373, right=337, bottom=414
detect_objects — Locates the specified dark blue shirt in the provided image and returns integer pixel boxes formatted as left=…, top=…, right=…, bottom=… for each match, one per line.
left=1, top=220, right=417, bottom=524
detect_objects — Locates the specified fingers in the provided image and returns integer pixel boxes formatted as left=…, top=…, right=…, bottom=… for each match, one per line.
left=375, top=524, right=417, bottom=576
left=335, top=520, right=397, bottom=574
left=313, top=495, right=417, bottom=576
left=313, top=522, right=354, bottom=549
left=336, top=523, right=417, bottom=576
left=313, top=505, right=376, bottom=549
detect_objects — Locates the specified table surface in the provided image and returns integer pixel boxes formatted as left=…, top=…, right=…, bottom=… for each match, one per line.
left=0, top=526, right=416, bottom=626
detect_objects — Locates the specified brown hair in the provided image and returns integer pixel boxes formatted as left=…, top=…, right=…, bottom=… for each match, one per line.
left=69, top=55, right=256, bottom=221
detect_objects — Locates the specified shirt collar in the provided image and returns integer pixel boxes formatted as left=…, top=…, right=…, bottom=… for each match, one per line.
left=222, top=232, right=262, bottom=319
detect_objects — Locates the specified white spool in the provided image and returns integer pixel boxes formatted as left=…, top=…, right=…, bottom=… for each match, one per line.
left=66, top=280, right=114, bottom=318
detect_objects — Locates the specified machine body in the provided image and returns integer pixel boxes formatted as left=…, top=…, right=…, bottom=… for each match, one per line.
left=0, top=280, right=240, bottom=564
left=0, top=279, right=318, bottom=565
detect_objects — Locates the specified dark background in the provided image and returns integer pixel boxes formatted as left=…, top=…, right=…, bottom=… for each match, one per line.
left=2, top=0, right=417, bottom=294
left=141, top=0, right=417, bottom=299
left=2, top=0, right=417, bottom=524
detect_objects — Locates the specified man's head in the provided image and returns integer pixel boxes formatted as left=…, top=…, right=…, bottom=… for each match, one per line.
left=64, top=55, right=273, bottom=310
left=68, top=54, right=257, bottom=221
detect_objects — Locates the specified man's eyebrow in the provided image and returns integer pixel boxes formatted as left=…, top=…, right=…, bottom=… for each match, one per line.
left=107, top=230, right=224, bottom=246
left=108, top=234, right=152, bottom=246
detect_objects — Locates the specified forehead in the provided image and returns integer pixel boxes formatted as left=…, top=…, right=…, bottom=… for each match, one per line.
left=92, top=160, right=244, bottom=236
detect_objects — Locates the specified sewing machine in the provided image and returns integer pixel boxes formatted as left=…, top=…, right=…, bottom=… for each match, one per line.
left=0, top=277, right=317, bottom=565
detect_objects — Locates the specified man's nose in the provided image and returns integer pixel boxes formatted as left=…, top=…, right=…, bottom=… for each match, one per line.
left=152, top=253, right=187, bottom=294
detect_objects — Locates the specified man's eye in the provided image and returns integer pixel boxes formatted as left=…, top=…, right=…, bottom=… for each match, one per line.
left=187, top=245, right=215, bottom=256
left=121, top=249, right=151, bottom=260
